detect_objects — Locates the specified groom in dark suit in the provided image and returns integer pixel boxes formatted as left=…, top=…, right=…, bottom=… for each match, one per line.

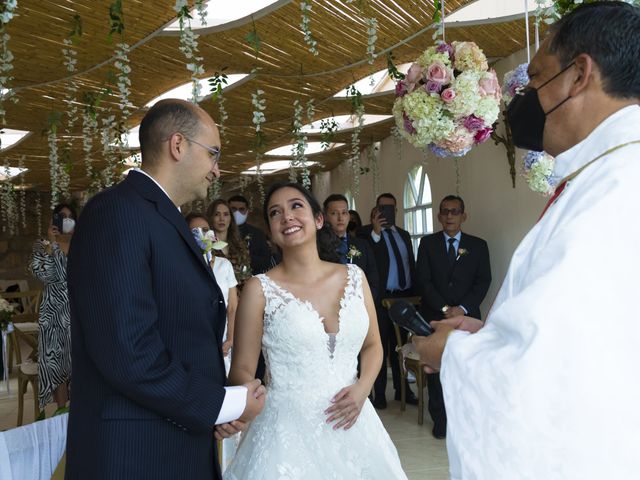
left=323, top=194, right=379, bottom=302
left=66, top=99, right=265, bottom=479
left=416, top=195, right=491, bottom=439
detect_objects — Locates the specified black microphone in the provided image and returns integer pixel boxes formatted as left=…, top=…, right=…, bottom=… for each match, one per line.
left=388, top=300, right=434, bottom=337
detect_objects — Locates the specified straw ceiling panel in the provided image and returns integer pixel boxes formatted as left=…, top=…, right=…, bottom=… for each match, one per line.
left=0, top=0, right=538, bottom=191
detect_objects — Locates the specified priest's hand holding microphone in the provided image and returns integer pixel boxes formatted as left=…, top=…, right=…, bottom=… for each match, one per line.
left=388, top=300, right=483, bottom=374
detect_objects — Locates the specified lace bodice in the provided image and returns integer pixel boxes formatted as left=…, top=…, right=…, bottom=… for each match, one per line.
left=256, top=263, right=368, bottom=399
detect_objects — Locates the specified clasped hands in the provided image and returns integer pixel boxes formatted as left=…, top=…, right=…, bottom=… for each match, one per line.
left=324, top=381, right=369, bottom=430
left=413, top=315, right=484, bottom=374
left=214, top=378, right=266, bottom=440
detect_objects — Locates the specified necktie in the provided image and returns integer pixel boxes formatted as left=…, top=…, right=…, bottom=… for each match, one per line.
left=337, top=236, right=349, bottom=264
left=447, top=237, right=457, bottom=266
left=385, top=229, right=407, bottom=289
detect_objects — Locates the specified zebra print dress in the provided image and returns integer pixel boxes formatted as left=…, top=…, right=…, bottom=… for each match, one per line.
left=29, top=239, right=71, bottom=410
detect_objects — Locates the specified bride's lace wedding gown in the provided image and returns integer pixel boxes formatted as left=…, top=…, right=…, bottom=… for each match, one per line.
left=224, top=264, right=408, bottom=480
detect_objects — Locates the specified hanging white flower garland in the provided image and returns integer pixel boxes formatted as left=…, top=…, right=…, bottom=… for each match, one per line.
left=100, top=113, right=117, bottom=188
left=366, top=17, right=378, bottom=65
left=35, top=192, right=42, bottom=238
left=0, top=0, right=17, bottom=126
left=300, top=1, right=318, bottom=56
left=18, top=155, right=25, bottom=230
left=175, top=0, right=205, bottom=103
left=0, top=163, right=18, bottom=235
left=367, top=143, right=381, bottom=198
left=290, top=99, right=305, bottom=183
left=251, top=88, right=266, bottom=202
left=218, top=95, right=228, bottom=143
left=194, top=0, right=207, bottom=26
left=114, top=42, right=133, bottom=145
left=60, top=39, right=79, bottom=201
left=82, top=106, right=98, bottom=180
left=48, top=117, right=60, bottom=208
left=349, top=104, right=365, bottom=195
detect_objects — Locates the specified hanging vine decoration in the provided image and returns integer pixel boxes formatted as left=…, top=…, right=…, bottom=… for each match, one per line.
left=245, top=17, right=261, bottom=72
left=319, top=117, right=339, bottom=150
left=114, top=42, right=133, bottom=145
left=194, top=0, right=207, bottom=26
left=346, top=85, right=365, bottom=196
left=100, top=113, right=118, bottom=188
left=365, top=17, right=378, bottom=65
left=35, top=192, right=42, bottom=238
left=290, top=99, right=305, bottom=183
left=208, top=68, right=229, bottom=143
left=47, top=111, right=61, bottom=208
left=391, top=124, right=403, bottom=169
left=251, top=88, right=266, bottom=202
left=0, top=0, right=18, bottom=127
left=0, top=163, right=18, bottom=235
left=489, top=118, right=516, bottom=188
left=175, top=0, right=205, bottom=102
left=300, top=1, right=319, bottom=56
left=367, top=143, right=381, bottom=198
left=18, top=155, right=25, bottom=230
left=107, top=0, right=125, bottom=42
left=81, top=91, right=100, bottom=180
left=301, top=99, right=314, bottom=188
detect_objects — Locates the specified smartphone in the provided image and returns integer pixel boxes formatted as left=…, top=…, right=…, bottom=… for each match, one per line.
left=52, top=213, right=63, bottom=233
left=378, top=204, right=396, bottom=227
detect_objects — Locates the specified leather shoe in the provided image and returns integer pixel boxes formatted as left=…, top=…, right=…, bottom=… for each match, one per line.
left=372, top=396, right=387, bottom=410
left=394, top=390, right=419, bottom=405
left=432, top=421, right=446, bottom=439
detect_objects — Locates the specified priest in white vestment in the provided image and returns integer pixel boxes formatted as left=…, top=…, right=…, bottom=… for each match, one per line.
left=414, top=3, right=640, bottom=479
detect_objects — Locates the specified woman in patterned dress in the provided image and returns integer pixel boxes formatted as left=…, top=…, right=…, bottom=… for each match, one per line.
left=29, top=203, right=76, bottom=414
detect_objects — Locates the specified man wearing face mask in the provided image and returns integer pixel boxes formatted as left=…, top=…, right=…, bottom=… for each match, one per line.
left=228, top=195, right=273, bottom=274
left=412, top=3, right=640, bottom=478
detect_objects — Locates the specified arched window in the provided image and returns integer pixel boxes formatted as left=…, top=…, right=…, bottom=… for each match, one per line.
left=403, top=165, right=433, bottom=255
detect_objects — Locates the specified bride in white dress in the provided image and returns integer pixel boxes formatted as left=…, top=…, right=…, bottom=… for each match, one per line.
left=224, top=182, right=407, bottom=480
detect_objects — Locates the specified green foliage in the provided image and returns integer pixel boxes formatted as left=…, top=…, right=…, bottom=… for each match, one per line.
left=208, top=68, right=229, bottom=102
left=47, top=111, right=62, bottom=134
left=345, top=85, right=363, bottom=112
left=386, top=51, right=405, bottom=81
left=319, top=117, right=339, bottom=150
left=253, top=130, right=266, bottom=150
left=432, top=0, right=443, bottom=24
left=245, top=28, right=261, bottom=55
left=69, top=13, right=83, bottom=43
left=108, top=0, right=125, bottom=41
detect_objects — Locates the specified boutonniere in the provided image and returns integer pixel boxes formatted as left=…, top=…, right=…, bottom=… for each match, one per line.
left=191, top=228, right=228, bottom=256
left=244, top=233, right=252, bottom=245
left=456, top=248, right=469, bottom=261
left=346, top=245, right=362, bottom=263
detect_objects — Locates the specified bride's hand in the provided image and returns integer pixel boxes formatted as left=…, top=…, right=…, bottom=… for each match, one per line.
left=325, top=382, right=369, bottom=430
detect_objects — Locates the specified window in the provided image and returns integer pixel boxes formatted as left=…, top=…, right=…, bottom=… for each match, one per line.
left=403, top=165, right=433, bottom=255
left=344, top=190, right=356, bottom=210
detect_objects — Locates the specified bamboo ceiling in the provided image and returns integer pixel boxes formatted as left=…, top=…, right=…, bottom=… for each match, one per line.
left=0, top=0, right=540, bottom=192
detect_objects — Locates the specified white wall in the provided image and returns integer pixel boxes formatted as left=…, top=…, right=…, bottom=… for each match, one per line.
left=316, top=48, right=548, bottom=316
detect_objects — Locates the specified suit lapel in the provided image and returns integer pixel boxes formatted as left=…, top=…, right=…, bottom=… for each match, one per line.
left=126, top=171, right=215, bottom=282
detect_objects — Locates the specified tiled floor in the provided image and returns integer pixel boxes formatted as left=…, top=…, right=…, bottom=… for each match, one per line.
left=0, top=370, right=449, bottom=479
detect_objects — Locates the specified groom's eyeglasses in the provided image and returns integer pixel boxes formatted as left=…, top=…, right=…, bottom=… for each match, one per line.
left=185, top=137, right=221, bottom=167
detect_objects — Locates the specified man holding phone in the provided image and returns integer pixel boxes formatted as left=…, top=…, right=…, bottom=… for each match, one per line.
left=359, top=193, right=417, bottom=409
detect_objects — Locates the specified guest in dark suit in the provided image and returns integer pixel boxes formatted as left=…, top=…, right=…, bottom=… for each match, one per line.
left=359, top=193, right=418, bottom=409
left=416, top=194, right=491, bottom=439
left=323, top=194, right=379, bottom=302
left=228, top=195, right=272, bottom=274
left=65, top=99, right=265, bottom=480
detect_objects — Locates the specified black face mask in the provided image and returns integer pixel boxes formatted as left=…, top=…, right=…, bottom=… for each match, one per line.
left=506, top=62, right=575, bottom=152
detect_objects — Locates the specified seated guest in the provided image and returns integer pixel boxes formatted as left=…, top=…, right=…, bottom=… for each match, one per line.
left=323, top=194, right=379, bottom=302
left=228, top=195, right=272, bottom=274
left=207, top=199, right=252, bottom=288
left=29, top=203, right=76, bottom=416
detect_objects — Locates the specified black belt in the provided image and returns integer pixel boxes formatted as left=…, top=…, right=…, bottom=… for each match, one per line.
left=384, top=288, right=411, bottom=297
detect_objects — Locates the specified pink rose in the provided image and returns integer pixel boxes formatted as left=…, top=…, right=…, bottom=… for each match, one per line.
left=436, top=42, right=454, bottom=60
left=403, top=113, right=416, bottom=135
left=463, top=114, right=484, bottom=131
left=479, top=70, right=501, bottom=100
left=441, top=88, right=456, bottom=103
left=474, top=127, right=492, bottom=144
left=406, top=63, right=424, bottom=84
left=427, top=61, right=452, bottom=85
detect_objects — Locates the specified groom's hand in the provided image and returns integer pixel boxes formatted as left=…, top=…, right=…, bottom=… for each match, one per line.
left=214, top=420, right=247, bottom=440
left=239, top=379, right=266, bottom=423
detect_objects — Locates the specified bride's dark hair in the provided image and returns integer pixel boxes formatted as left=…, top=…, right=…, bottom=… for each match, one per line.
left=263, top=182, right=340, bottom=263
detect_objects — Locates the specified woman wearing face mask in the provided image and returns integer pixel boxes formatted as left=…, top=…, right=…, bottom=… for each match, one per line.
left=206, top=199, right=252, bottom=288
left=28, top=203, right=77, bottom=417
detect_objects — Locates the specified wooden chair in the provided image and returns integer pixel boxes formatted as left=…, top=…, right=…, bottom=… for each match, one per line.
left=10, top=326, right=40, bottom=426
left=381, top=296, right=428, bottom=425
left=1, top=290, right=42, bottom=372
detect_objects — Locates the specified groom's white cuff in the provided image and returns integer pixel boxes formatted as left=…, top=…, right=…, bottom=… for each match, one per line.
left=215, top=386, right=247, bottom=425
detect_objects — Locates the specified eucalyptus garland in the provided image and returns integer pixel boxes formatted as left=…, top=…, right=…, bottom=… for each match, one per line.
left=175, top=0, right=205, bottom=102
left=255, top=153, right=265, bottom=204
left=346, top=86, right=365, bottom=196
left=367, top=143, right=381, bottom=198
left=300, top=1, right=318, bottom=56
left=290, top=99, right=305, bottom=183
left=100, top=114, right=118, bottom=188
left=61, top=38, right=79, bottom=200
left=194, top=0, right=207, bottom=26
left=320, top=117, right=339, bottom=150
left=82, top=104, right=98, bottom=180
left=36, top=192, right=42, bottom=238
left=0, top=0, right=18, bottom=126
left=300, top=99, right=315, bottom=188
left=365, top=17, right=378, bottom=65
left=209, top=71, right=229, bottom=143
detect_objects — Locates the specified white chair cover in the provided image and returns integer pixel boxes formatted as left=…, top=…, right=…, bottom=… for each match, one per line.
left=0, top=413, right=68, bottom=480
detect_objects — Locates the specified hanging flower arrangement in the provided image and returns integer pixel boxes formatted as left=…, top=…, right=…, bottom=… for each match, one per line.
left=300, top=1, right=318, bottom=56
left=100, top=113, right=117, bottom=188
left=175, top=0, right=205, bottom=102
left=0, top=164, right=18, bottom=235
left=366, top=17, right=378, bottom=65
left=393, top=41, right=501, bottom=157
left=35, top=192, right=42, bottom=238
left=114, top=42, right=133, bottom=139
left=47, top=113, right=61, bottom=208
left=502, top=63, right=557, bottom=195
left=251, top=89, right=266, bottom=202
left=209, top=70, right=229, bottom=143
left=346, top=85, right=365, bottom=195
left=194, top=0, right=207, bottom=26
left=82, top=103, right=98, bottom=180
left=0, top=0, right=18, bottom=126
left=290, top=99, right=306, bottom=183
left=18, top=155, right=25, bottom=230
